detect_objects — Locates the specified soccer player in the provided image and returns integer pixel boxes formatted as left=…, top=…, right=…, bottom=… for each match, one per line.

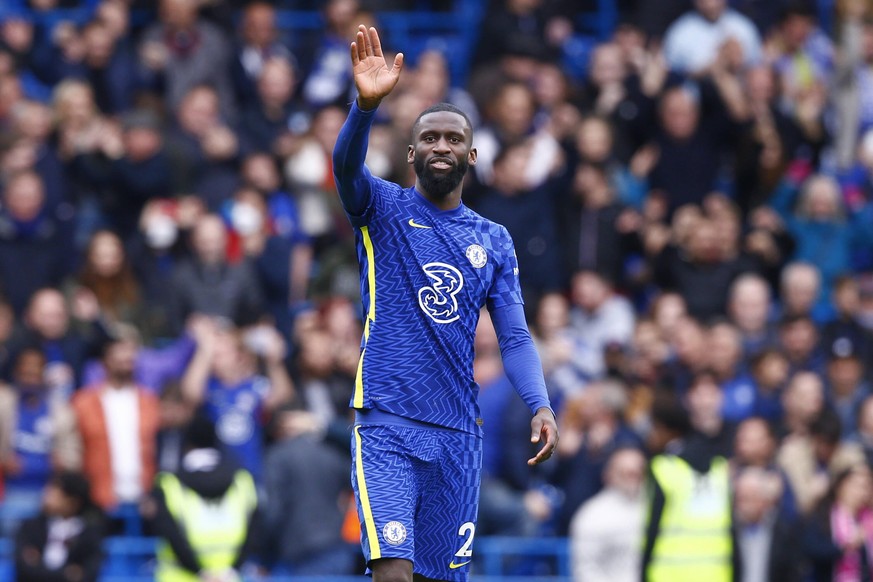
left=332, top=25, right=559, bottom=582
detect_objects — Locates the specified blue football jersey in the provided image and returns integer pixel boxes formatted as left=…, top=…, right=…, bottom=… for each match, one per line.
left=347, top=177, right=523, bottom=436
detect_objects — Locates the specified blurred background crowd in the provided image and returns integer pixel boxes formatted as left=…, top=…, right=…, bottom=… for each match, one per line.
left=2, top=0, right=873, bottom=580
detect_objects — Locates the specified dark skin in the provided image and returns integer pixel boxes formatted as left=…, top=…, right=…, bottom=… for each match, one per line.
left=350, top=24, right=559, bottom=582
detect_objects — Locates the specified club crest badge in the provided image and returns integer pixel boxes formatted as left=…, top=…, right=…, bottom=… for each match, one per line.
left=466, top=244, right=487, bottom=268
left=383, top=521, right=407, bottom=545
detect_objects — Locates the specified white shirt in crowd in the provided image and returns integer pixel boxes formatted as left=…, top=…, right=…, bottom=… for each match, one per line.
left=664, top=8, right=762, bottom=74
left=570, top=487, right=645, bottom=582
left=100, top=386, right=142, bottom=503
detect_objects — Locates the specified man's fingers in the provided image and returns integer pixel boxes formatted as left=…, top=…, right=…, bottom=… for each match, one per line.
left=369, top=26, right=383, bottom=57
left=530, top=416, right=543, bottom=443
left=391, top=52, right=404, bottom=75
left=359, top=24, right=373, bottom=56
left=355, top=30, right=367, bottom=62
left=350, top=42, right=360, bottom=67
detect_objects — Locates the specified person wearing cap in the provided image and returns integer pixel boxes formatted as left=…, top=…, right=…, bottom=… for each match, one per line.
left=151, top=412, right=260, bottom=582
left=14, top=470, right=106, bottom=582
left=826, top=335, right=870, bottom=435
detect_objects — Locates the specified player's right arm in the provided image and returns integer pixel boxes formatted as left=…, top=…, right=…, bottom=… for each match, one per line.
left=332, top=25, right=404, bottom=217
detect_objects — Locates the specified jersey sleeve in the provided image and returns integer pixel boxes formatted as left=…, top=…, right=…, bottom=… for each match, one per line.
left=332, top=101, right=379, bottom=226
left=486, top=226, right=524, bottom=311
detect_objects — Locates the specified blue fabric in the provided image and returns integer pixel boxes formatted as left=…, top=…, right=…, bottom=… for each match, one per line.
left=203, top=375, right=269, bottom=482
left=6, top=397, right=52, bottom=491
left=491, top=303, right=552, bottom=417
left=351, top=423, right=481, bottom=581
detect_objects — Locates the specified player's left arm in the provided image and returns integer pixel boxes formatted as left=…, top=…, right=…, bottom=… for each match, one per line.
left=490, top=303, right=559, bottom=466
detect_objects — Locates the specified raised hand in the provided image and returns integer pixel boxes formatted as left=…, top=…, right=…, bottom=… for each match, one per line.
left=350, top=24, right=404, bottom=110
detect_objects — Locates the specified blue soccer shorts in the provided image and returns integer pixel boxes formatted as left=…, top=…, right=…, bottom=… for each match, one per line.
left=351, top=420, right=483, bottom=581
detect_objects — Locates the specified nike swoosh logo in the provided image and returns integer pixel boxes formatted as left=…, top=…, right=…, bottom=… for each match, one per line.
left=449, top=560, right=471, bottom=569
left=408, top=218, right=432, bottom=229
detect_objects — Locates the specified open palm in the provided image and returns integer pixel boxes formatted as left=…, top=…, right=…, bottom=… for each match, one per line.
left=351, top=25, right=404, bottom=109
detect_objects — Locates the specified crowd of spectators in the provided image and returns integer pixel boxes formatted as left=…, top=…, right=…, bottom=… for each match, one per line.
left=2, top=0, right=873, bottom=579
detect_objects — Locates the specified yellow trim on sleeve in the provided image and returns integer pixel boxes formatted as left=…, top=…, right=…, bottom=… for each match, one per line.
left=354, top=425, right=381, bottom=560
left=353, top=226, right=376, bottom=408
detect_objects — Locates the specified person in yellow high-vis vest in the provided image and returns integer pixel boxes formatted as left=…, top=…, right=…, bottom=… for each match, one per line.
left=641, top=392, right=736, bottom=582
left=151, top=412, right=260, bottom=582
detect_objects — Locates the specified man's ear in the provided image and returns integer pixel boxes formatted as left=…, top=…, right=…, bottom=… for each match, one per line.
left=407, top=144, right=415, bottom=164
left=467, top=147, right=477, bottom=166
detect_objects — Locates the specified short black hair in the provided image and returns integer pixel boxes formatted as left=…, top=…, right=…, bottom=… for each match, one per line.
left=183, top=411, right=219, bottom=450
left=411, top=102, right=473, bottom=141
left=50, top=470, right=94, bottom=511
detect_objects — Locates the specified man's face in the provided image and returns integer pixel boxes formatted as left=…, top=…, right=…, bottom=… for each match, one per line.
left=104, top=340, right=137, bottom=380
left=409, top=111, right=475, bottom=200
left=695, top=0, right=726, bottom=21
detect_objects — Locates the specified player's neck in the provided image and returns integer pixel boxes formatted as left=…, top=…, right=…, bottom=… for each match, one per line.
left=416, top=185, right=463, bottom=211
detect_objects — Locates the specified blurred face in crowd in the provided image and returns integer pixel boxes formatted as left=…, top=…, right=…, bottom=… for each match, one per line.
left=14, top=349, right=47, bottom=394
left=242, top=2, right=276, bottom=48
left=492, top=144, right=531, bottom=195
left=42, top=482, right=81, bottom=519
left=782, top=264, right=820, bottom=315
left=191, top=215, right=228, bottom=265
left=745, top=65, right=776, bottom=104
left=672, top=316, right=706, bottom=365
left=0, top=74, right=23, bottom=119
left=575, top=117, right=613, bottom=164
left=124, top=124, right=162, bottom=162
left=589, top=43, right=626, bottom=88
left=660, top=88, right=699, bottom=141
left=27, top=289, right=69, bottom=340
left=833, top=278, right=860, bottom=317
left=686, top=373, right=723, bottom=434
left=312, top=106, right=347, bottom=152
left=781, top=13, right=815, bottom=52
left=490, top=83, right=535, bottom=139
left=97, top=0, right=130, bottom=40
left=828, top=354, right=864, bottom=397
left=835, top=467, right=873, bottom=513
left=12, top=101, right=53, bottom=142
left=532, top=63, right=568, bottom=109
left=779, top=318, right=818, bottom=361
left=243, top=153, right=281, bottom=194
left=178, top=87, right=219, bottom=136
left=325, top=0, right=359, bottom=33
left=414, top=50, right=450, bottom=104
left=734, top=418, right=776, bottom=467
left=695, top=0, right=727, bottom=21
left=53, top=80, right=96, bottom=128
left=160, top=0, right=198, bottom=30
left=604, top=448, right=646, bottom=499
left=535, top=292, right=570, bottom=337
left=87, top=230, right=125, bottom=278
left=103, top=338, right=137, bottom=384
left=83, top=21, right=115, bottom=68
left=571, top=271, right=610, bottom=313
left=752, top=350, right=789, bottom=392
left=298, top=328, right=335, bottom=378
left=258, top=58, right=296, bottom=109
left=651, top=292, right=687, bottom=339
left=4, top=172, right=45, bottom=222
left=212, top=329, right=255, bottom=381
left=782, top=371, right=824, bottom=426
left=687, top=220, right=721, bottom=263
left=734, top=468, right=780, bottom=525
left=802, top=175, right=842, bottom=221
left=671, top=204, right=703, bottom=248
left=707, top=323, right=742, bottom=379
left=729, top=276, right=771, bottom=334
